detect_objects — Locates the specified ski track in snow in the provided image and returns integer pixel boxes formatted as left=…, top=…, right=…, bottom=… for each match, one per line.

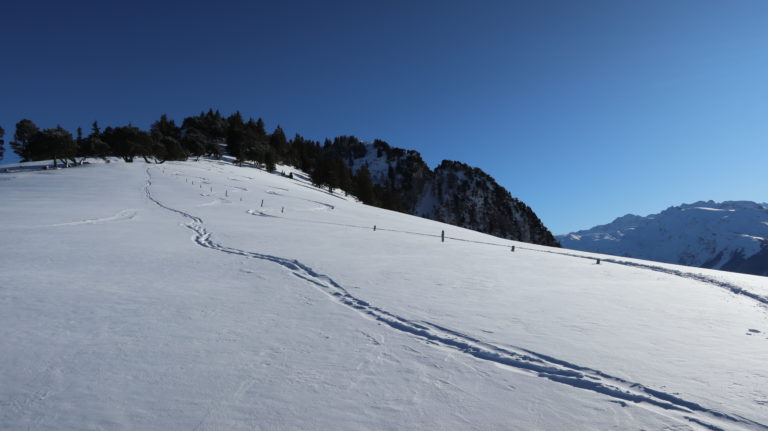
left=246, top=209, right=278, bottom=218
left=603, top=259, right=768, bottom=306
left=42, top=209, right=138, bottom=227
left=265, top=189, right=336, bottom=210
left=196, top=198, right=231, bottom=207
left=517, top=247, right=768, bottom=308
left=144, top=167, right=767, bottom=431
left=294, top=182, right=350, bottom=201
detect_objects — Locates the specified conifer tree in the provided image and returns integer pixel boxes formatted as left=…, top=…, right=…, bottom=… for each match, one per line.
left=154, top=136, right=186, bottom=162
left=0, top=126, right=4, bottom=161
left=242, top=118, right=268, bottom=166
left=73, top=126, right=93, bottom=164
left=11, top=119, right=38, bottom=161
left=182, top=128, right=207, bottom=160
left=226, top=112, right=245, bottom=163
left=310, top=156, right=331, bottom=188
left=102, top=125, right=149, bottom=162
left=150, top=114, right=183, bottom=162
left=264, top=150, right=277, bottom=172
left=354, top=164, right=375, bottom=204
left=150, top=114, right=181, bottom=141
left=28, top=126, right=77, bottom=168
left=332, top=158, right=352, bottom=192
left=269, top=125, right=287, bottom=157
left=87, top=121, right=111, bottom=160
left=381, top=187, right=403, bottom=211
left=255, top=118, right=266, bottom=138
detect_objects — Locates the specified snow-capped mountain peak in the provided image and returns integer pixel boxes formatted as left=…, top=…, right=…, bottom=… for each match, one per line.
left=558, top=200, right=768, bottom=275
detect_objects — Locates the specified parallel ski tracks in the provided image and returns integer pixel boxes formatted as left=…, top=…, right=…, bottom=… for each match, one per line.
left=145, top=167, right=767, bottom=431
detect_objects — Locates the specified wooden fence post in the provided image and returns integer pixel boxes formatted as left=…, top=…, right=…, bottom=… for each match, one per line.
left=441, top=230, right=444, bottom=242
left=511, top=245, right=515, bottom=252
left=261, top=199, right=264, bottom=207
left=373, top=225, right=376, bottom=231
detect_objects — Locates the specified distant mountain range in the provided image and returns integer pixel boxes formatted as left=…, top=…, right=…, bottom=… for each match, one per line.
left=558, top=201, right=768, bottom=276
left=329, top=140, right=559, bottom=247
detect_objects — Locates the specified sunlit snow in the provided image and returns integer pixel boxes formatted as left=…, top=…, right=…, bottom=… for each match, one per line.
left=1, top=159, right=767, bottom=431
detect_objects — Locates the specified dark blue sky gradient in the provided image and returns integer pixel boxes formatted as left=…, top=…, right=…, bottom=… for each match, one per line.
left=2, top=0, right=767, bottom=233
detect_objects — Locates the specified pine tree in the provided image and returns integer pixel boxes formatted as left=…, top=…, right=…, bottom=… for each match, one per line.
left=381, top=187, right=403, bottom=211
left=354, top=164, right=375, bottom=204
left=87, top=121, right=111, bottom=160
left=73, top=126, right=92, bottom=164
left=102, top=125, right=149, bottom=162
left=255, top=118, right=266, bottom=138
left=310, top=156, right=330, bottom=188
left=0, top=126, right=4, bottom=161
left=332, top=158, right=352, bottom=192
left=264, top=150, right=277, bottom=172
left=150, top=114, right=181, bottom=141
left=11, top=119, right=38, bottom=161
left=154, top=136, right=185, bottom=162
left=182, top=128, right=207, bottom=160
left=269, top=125, right=287, bottom=158
left=149, top=114, right=183, bottom=162
left=242, top=118, right=268, bottom=166
left=28, top=126, right=77, bottom=168
left=226, top=112, right=245, bottom=163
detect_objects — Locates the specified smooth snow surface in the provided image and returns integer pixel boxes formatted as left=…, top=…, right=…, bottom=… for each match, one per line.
left=2, top=160, right=768, bottom=431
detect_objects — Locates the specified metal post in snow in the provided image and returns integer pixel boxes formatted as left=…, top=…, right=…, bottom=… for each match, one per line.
left=596, top=258, right=601, bottom=265
left=261, top=199, right=264, bottom=207
left=225, top=190, right=228, bottom=197
left=511, top=245, right=515, bottom=252
left=373, top=225, right=376, bottom=231
left=281, top=207, right=284, bottom=213
left=441, top=230, right=444, bottom=242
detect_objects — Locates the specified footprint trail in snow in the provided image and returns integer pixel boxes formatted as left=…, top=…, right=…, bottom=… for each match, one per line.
left=144, top=167, right=767, bottom=431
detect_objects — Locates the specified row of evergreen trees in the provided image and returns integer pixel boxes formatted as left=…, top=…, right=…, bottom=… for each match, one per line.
left=2, top=110, right=404, bottom=211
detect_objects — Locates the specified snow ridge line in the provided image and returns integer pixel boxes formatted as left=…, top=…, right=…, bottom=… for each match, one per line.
left=517, top=247, right=768, bottom=307
left=42, top=209, right=139, bottom=227
left=144, top=168, right=765, bottom=431
left=602, top=259, right=768, bottom=306
left=265, top=189, right=336, bottom=209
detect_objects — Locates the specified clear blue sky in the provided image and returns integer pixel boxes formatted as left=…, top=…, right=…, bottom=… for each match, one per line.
left=2, top=0, right=767, bottom=234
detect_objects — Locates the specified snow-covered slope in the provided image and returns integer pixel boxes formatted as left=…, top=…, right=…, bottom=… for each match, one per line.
left=1, top=161, right=767, bottom=431
left=558, top=201, right=768, bottom=276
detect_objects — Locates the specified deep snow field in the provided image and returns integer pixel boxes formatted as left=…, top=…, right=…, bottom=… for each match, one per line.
left=1, top=159, right=767, bottom=431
